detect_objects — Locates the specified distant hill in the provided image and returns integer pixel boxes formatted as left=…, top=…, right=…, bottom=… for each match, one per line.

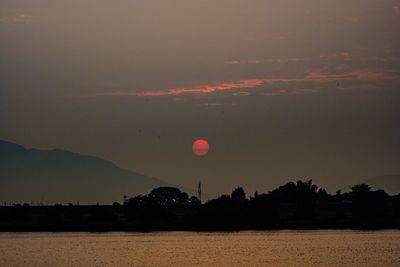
left=0, top=140, right=168, bottom=204
left=363, top=175, right=400, bottom=195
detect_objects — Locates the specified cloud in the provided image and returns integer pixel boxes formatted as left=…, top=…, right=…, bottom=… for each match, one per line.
left=89, top=70, right=399, bottom=98
left=232, top=91, right=251, bottom=96
left=227, top=58, right=306, bottom=65
left=305, top=70, right=388, bottom=81
left=197, top=102, right=237, bottom=107
left=227, top=53, right=400, bottom=66
left=394, top=2, right=400, bottom=15
left=0, top=13, right=36, bottom=25
left=102, top=79, right=265, bottom=97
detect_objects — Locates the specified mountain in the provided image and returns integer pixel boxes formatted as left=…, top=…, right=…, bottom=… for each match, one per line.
left=0, top=140, right=168, bottom=204
left=363, top=175, right=400, bottom=195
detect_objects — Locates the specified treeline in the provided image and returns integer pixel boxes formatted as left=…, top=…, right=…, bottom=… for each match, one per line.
left=123, top=180, right=400, bottom=230
left=1, top=180, right=400, bottom=231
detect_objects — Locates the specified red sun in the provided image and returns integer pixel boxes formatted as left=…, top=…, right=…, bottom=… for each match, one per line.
left=192, top=139, right=210, bottom=157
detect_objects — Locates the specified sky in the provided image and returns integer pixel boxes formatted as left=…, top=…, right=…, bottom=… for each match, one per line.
left=1, top=0, right=400, bottom=197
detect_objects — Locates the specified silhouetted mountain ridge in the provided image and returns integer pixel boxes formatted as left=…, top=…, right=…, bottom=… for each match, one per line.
left=0, top=140, right=167, bottom=204
left=0, top=140, right=25, bottom=155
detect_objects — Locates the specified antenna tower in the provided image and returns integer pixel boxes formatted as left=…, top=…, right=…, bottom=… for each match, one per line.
left=198, top=182, right=202, bottom=203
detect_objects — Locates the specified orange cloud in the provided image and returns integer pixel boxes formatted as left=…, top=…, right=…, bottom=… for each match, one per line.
left=94, top=70, right=399, bottom=97
left=107, top=79, right=265, bottom=97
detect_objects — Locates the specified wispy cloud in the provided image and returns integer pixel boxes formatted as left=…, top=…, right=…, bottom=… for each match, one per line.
left=227, top=53, right=400, bottom=66
left=100, top=79, right=265, bottom=97
left=227, top=58, right=306, bottom=65
left=0, top=13, right=36, bottom=25
left=197, top=102, right=237, bottom=107
left=394, top=1, right=400, bottom=15
left=88, top=70, right=399, bottom=98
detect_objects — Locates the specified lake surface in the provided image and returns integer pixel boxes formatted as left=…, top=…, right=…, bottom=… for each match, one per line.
left=1, top=231, right=400, bottom=266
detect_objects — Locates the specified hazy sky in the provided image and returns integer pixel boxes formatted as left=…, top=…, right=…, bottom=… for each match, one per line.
left=1, top=0, right=400, bottom=197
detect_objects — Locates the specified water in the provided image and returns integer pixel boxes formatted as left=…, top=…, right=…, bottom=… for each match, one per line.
left=1, top=231, right=400, bottom=266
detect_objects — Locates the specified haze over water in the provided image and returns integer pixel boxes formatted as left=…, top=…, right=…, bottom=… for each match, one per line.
left=1, top=231, right=400, bottom=266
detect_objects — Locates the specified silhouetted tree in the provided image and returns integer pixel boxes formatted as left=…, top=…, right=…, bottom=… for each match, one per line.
left=350, top=184, right=389, bottom=225
left=249, top=192, right=279, bottom=228
left=124, top=194, right=175, bottom=229
left=148, top=187, right=198, bottom=206
left=351, top=184, right=371, bottom=195
left=231, top=187, right=246, bottom=200
left=3, top=179, right=400, bottom=231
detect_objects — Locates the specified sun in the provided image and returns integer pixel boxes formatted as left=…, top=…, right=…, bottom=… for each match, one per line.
left=192, top=139, right=210, bottom=157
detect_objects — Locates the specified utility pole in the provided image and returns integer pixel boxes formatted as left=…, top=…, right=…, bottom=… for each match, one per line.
left=198, top=182, right=202, bottom=204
